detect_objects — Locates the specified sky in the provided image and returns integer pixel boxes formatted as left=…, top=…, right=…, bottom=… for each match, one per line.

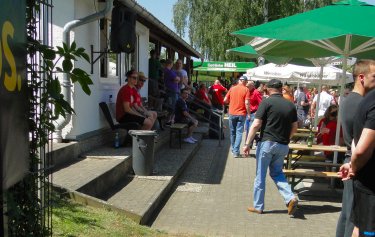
left=135, top=0, right=176, bottom=32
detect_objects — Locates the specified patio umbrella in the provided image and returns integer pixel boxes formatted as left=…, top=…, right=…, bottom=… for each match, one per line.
left=246, top=63, right=353, bottom=85
left=231, top=0, right=375, bottom=164
left=226, top=45, right=314, bottom=66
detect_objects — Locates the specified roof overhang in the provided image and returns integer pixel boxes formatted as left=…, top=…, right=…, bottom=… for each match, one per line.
left=118, top=0, right=202, bottom=59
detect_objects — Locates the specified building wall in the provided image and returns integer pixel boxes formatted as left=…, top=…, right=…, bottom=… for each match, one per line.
left=53, top=0, right=150, bottom=140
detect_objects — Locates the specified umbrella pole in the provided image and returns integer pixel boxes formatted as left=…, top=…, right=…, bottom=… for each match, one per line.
left=313, top=66, right=324, bottom=129
left=333, top=56, right=348, bottom=163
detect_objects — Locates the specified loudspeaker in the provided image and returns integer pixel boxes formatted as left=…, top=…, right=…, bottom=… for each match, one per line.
left=110, top=5, right=136, bottom=53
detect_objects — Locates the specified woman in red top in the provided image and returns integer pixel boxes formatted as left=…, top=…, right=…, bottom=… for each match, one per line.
left=317, top=104, right=344, bottom=161
left=195, top=83, right=212, bottom=118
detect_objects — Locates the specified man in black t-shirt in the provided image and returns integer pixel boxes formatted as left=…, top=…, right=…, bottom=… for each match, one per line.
left=336, top=60, right=375, bottom=237
left=339, top=59, right=375, bottom=236
left=243, top=79, right=298, bottom=215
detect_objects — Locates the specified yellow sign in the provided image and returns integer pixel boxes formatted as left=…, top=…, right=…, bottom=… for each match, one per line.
left=1, top=21, right=22, bottom=91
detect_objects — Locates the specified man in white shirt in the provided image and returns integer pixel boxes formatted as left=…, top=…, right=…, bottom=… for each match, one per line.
left=311, top=85, right=334, bottom=118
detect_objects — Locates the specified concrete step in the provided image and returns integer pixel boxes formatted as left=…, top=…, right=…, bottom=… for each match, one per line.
left=52, top=124, right=210, bottom=224
left=101, top=136, right=202, bottom=224
left=52, top=128, right=170, bottom=197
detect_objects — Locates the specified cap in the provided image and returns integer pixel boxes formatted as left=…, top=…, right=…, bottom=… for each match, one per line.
left=239, top=75, right=248, bottom=81
left=138, top=72, right=148, bottom=80
left=267, top=79, right=283, bottom=89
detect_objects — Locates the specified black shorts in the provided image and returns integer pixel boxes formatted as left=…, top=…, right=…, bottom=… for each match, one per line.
left=118, top=113, right=145, bottom=126
left=176, top=117, right=195, bottom=128
left=351, top=180, right=375, bottom=233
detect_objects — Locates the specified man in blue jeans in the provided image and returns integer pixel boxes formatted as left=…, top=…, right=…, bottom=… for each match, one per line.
left=224, top=75, right=250, bottom=157
left=243, top=79, right=298, bottom=215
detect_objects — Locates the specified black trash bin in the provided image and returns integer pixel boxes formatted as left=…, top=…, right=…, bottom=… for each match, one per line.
left=129, top=130, right=158, bottom=175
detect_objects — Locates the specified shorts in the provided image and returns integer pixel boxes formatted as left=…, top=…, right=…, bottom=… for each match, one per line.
left=176, top=117, right=195, bottom=128
left=351, top=180, right=375, bottom=234
left=118, top=113, right=145, bottom=126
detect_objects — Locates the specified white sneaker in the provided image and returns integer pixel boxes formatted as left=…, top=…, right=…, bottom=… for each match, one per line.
left=183, top=137, right=195, bottom=144
left=190, top=137, right=198, bottom=142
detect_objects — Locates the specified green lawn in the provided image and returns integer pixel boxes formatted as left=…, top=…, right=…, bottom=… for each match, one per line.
left=52, top=193, right=200, bottom=237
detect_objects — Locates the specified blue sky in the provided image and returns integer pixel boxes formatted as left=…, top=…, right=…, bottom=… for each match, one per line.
left=136, top=0, right=176, bottom=31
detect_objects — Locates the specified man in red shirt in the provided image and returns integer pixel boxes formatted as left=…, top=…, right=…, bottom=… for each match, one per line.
left=224, top=75, right=251, bottom=157
left=209, top=79, right=227, bottom=110
left=116, top=69, right=154, bottom=130
left=245, top=80, right=263, bottom=147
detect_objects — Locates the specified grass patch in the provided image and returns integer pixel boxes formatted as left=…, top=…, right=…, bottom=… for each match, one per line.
left=52, top=192, right=198, bottom=237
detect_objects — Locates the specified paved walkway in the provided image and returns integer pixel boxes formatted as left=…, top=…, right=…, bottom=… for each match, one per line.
left=151, top=125, right=343, bottom=237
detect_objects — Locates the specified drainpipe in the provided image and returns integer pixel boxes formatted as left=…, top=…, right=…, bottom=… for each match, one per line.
left=55, top=0, right=113, bottom=142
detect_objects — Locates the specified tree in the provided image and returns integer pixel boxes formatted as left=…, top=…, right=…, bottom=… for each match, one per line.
left=173, top=0, right=333, bottom=61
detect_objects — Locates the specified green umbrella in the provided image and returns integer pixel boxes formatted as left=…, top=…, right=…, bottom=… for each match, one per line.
left=232, top=0, right=375, bottom=59
left=226, top=45, right=317, bottom=66
left=226, top=45, right=290, bottom=64
left=231, top=0, right=375, bottom=165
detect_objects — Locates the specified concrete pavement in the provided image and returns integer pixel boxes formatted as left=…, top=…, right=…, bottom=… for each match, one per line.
left=151, top=127, right=343, bottom=237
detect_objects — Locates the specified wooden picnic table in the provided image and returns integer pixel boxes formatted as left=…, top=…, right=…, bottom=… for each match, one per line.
left=285, top=143, right=346, bottom=190
left=288, top=143, right=347, bottom=153
left=297, top=128, right=318, bottom=133
left=286, top=143, right=347, bottom=170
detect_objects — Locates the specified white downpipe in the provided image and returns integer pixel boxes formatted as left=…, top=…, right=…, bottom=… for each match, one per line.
left=54, top=0, right=113, bottom=142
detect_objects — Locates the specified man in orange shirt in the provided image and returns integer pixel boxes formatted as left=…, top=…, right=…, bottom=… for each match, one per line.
left=224, top=75, right=251, bottom=157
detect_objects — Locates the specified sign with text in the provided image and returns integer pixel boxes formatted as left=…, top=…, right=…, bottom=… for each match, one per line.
left=0, top=0, right=28, bottom=190
left=193, top=61, right=256, bottom=72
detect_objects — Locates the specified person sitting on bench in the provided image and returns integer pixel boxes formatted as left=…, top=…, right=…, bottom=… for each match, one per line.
left=175, top=88, right=198, bottom=144
left=116, top=69, right=155, bottom=130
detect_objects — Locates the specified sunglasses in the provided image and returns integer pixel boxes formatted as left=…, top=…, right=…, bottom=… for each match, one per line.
left=330, top=111, right=338, bottom=116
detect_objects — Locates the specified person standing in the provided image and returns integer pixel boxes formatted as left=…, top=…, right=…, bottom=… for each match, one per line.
left=148, top=49, right=161, bottom=97
left=295, top=86, right=309, bottom=128
left=245, top=80, right=262, bottom=146
left=116, top=70, right=154, bottom=130
left=224, top=75, right=250, bottom=158
left=311, top=85, right=333, bottom=119
left=209, top=79, right=228, bottom=110
left=164, top=59, right=180, bottom=125
left=243, top=79, right=298, bottom=215
left=337, top=59, right=375, bottom=237
left=174, top=59, right=189, bottom=90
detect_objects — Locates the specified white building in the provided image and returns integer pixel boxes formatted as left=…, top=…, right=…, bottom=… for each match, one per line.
left=52, top=0, right=201, bottom=141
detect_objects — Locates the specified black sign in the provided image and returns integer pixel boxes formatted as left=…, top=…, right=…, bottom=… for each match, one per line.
left=0, top=0, right=28, bottom=190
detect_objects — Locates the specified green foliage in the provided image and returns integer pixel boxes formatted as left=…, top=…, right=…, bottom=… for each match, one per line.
left=173, top=0, right=333, bottom=61
left=6, top=1, right=95, bottom=236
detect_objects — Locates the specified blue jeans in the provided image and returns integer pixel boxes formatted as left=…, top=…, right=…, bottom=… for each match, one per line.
left=254, top=141, right=295, bottom=211
left=228, top=114, right=246, bottom=155
left=245, top=113, right=255, bottom=140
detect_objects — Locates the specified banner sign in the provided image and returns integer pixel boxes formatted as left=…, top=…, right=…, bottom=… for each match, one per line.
left=0, top=0, right=28, bottom=190
left=193, top=61, right=256, bottom=72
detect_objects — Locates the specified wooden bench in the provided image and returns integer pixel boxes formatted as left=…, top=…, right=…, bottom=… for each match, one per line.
left=283, top=168, right=340, bottom=190
left=170, top=123, right=188, bottom=148
left=291, top=161, right=341, bottom=168
left=289, top=154, right=326, bottom=162
left=283, top=169, right=339, bottom=178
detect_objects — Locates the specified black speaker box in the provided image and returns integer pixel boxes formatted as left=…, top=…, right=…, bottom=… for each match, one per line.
left=110, top=5, right=136, bottom=53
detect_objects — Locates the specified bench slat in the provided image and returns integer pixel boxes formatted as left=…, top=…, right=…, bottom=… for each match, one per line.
left=283, top=169, right=339, bottom=178
left=289, top=154, right=326, bottom=162
left=171, top=123, right=188, bottom=129
left=293, top=161, right=341, bottom=168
